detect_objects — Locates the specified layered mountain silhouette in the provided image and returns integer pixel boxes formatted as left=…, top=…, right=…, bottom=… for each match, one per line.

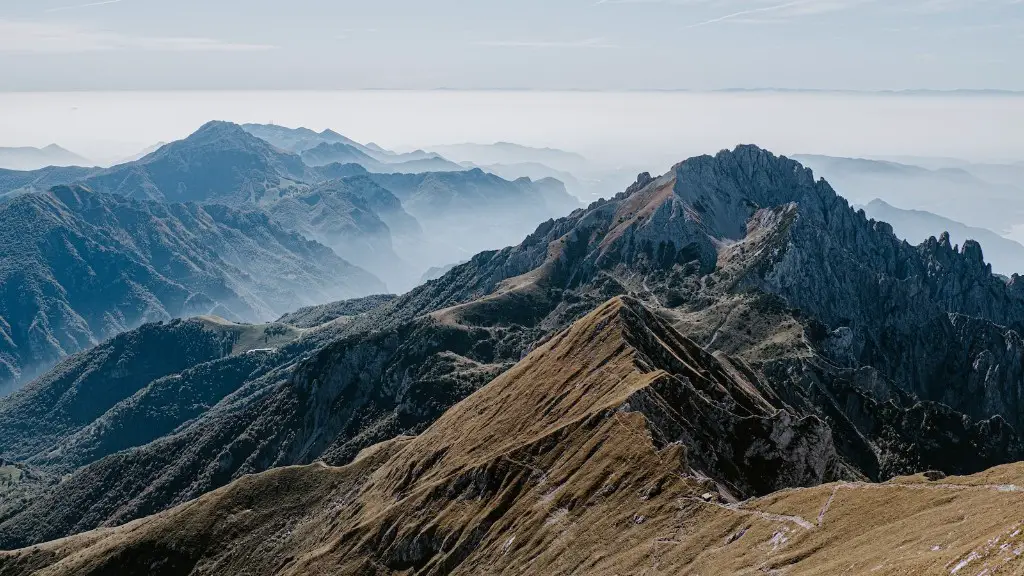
left=244, top=123, right=465, bottom=173
left=79, top=121, right=314, bottom=206
left=301, top=141, right=466, bottom=173
left=0, top=145, right=91, bottom=172
left=0, top=122, right=579, bottom=293
left=794, top=153, right=1024, bottom=235
left=2, top=145, right=1023, bottom=573
left=367, top=169, right=581, bottom=270
left=242, top=123, right=375, bottom=155
left=266, top=176, right=422, bottom=289
left=0, top=184, right=381, bottom=395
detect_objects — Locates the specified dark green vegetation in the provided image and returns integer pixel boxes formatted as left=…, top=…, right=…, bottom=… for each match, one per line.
left=1, top=146, right=1023, bottom=564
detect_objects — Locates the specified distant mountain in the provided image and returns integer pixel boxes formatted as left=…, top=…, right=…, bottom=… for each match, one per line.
left=370, top=168, right=579, bottom=220
left=245, top=123, right=467, bottom=173
left=80, top=121, right=315, bottom=206
left=861, top=199, right=1024, bottom=276
left=0, top=124, right=580, bottom=290
left=267, top=177, right=422, bottom=291
left=419, top=261, right=465, bottom=283
left=299, top=142, right=378, bottom=167
left=112, top=142, right=167, bottom=165
left=793, top=154, right=1024, bottom=234
left=368, top=169, right=582, bottom=269
left=0, top=145, right=91, bottom=172
left=867, top=155, right=1024, bottom=186
left=242, top=123, right=372, bottom=156
left=428, top=141, right=590, bottom=173
left=300, top=142, right=466, bottom=174
left=469, top=161, right=585, bottom=197
left=374, top=156, right=466, bottom=173
left=0, top=184, right=382, bottom=394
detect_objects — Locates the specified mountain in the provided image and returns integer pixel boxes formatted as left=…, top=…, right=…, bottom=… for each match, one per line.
left=242, top=123, right=372, bottom=155
left=0, top=165, right=98, bottom=201
left=0, top=184, right=382, bottom=394
left=4, top=298, right=1024, bottom=575
left=861, top=198, right=1024, bottom=276
left=299, top=141, right=379, bottom=167
left=869, top=155, right=1024, bottom=187
left=428, top=141, right=591, bottom=173
left=367, top=169, right=582, bottom=270
left=79, top=121, right=315, bottom=206
left=2, top=145, right=1024, bottom=565
left=469, top=161, right=586, bottom=197
left=112, top=141, right=168, bottom=164
left=0, top=124, right=579, bottom=291
left=244, top=123, right=468, bottom=174
left=300, top=141, right=466, bottom=173
left=792, top=154, right=1024, bottom=234
left=419, top=260, right=465, bottom=283
left=266, top=177, right=422, bottom=291
left=0, top=145, right=91, bottom=171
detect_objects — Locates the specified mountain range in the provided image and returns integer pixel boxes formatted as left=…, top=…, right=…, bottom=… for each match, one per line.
left=243, top=123, right=466, bottom=173
left=0, top=184, right=381, bottom=395
left=0, top=121, right=585, bottom=391
left=2, top=146, right=1024, bottom=574
left=0, top=145, right=91, bottom=172
left=0, top=122, right=581, bottom=291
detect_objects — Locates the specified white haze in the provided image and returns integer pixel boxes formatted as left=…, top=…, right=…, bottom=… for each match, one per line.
left=1, top=91, right=1023, bottom=171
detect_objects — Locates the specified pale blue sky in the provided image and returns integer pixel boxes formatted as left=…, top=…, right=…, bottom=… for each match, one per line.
left=1, top=0, right=1022, bottom=90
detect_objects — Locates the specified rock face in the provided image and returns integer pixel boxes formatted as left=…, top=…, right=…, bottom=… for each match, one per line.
left=2, top=144, right=1024, bottom=564
left=0, top=184, right=382, bottom=394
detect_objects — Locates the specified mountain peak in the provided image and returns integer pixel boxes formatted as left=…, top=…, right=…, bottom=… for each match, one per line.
left=191, top=120, right=251, bottom=140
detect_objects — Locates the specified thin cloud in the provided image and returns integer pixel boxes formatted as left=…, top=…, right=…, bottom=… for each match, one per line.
left=0, top=20, right=275, bottom=53
left=683, top=0, right=823, bottom=27
left=475, top=38, right=617, bottom=48
left=45, top=0, right=126, bottom=13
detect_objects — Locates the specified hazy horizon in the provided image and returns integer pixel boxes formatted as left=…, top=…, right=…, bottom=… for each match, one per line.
left=3, top=90, right=1024, bottom=170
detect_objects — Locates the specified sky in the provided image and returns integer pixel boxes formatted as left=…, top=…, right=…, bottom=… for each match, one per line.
left=1, top=0, right=1023, bottom=91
